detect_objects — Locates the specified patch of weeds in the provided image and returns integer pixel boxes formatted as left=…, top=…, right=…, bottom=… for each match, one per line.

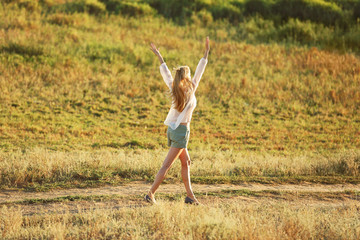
left=2, top=42, right=45, bottom=57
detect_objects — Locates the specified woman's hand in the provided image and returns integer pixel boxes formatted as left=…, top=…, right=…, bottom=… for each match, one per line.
left=150, top=43, right=164, bottom=64
left=203, top=36, right=210, bottom=59
left=205, top=36, right=210, bottom=52
left=150, top=43, right=160, bottom=56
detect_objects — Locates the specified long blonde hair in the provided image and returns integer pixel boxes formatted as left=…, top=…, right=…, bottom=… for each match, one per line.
left=171, top=66, right=194, bottom=112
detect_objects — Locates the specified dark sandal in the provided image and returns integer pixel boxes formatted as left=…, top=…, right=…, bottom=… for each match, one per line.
left=144, top=194, right=156, bottom=204
left=185, top=196, right=200, bottom=205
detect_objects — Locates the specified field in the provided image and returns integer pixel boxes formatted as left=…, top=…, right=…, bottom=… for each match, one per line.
left=1, top=0, right=360, bottom=239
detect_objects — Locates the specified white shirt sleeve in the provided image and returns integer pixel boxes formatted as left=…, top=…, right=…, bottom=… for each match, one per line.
left=192, top=57, right=208, bottom=91
left=160, top=62, right=173, bottom=90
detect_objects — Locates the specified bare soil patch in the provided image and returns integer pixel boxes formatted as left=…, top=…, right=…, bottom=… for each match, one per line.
left=1, top=181, right=360, bottom=216
left=1, top=181, right=359, bottom=204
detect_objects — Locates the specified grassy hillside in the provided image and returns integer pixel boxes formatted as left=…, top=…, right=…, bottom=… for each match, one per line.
left=0, top=0, right=359, bottom=154
left=1, top=3, right=360, bottom=238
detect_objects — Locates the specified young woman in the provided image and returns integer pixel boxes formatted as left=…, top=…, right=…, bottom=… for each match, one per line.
left=145, top=37, right=210, bottom=205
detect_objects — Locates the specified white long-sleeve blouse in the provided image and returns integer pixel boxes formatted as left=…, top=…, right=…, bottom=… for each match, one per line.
left=160, top=57, right=208, bottom=130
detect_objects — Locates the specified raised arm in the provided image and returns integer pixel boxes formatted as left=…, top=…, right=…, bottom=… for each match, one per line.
left=150, top=43, right=173, bottom=89
left=150, top=43, right=164, bottom=64
left=192, top=36, right=210, bottom=90
left=203, top=36, right=210, bottom=60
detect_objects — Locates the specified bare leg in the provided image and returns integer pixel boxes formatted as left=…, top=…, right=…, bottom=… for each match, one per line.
left=149, top=147, right=184, bottom=196
left=179, top=148, right=196, bottom=199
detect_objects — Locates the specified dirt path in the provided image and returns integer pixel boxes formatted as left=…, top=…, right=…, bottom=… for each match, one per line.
left=1, top=181, right=360, bottom=204
left=1, top=181, right=360, bottom=216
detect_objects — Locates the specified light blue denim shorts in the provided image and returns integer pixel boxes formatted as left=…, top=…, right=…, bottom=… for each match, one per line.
left=167, top=125, right=190, bottom=149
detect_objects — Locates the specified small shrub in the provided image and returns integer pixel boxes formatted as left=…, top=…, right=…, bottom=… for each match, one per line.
left=148, top=0, right=194, bottom=23
left=39, top=0, right=56, bottom=8
left=113, top=1, right=155, bottom=17
left=273, top=0, right=344, bottom=26
left=242, top=16, right=276, bottom=41
left=277, top=18, right=318, bottom=43
left=191, top=9, right=213, bottom=27
left=1, top=42, right=45, bottom=57
left=47, top=13, right=76, bottom=26
left=244, top=0, right=272, bottom=18
left=354, top=1, right=360, bottom=20
left=83, top=43, right=123, bottom=63
left=50, top=0, right=106, bottom=15
left=330, top=26, right=360, bottom=52
left=16, top=0, right=40, bottom=12
left=326, top=0, right=359, bottom=11
left=194, top=0, right=212, bottom=11
left=230, top=0, right=245, bottom=8
left=83, top=0, right=106, bottom=15
left=209, top=2, right=243, bottom=23
left=331, top=151, right=360, bottom=175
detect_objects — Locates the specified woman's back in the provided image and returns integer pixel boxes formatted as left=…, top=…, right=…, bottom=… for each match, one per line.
left=160, top=57, right=208, bottom=130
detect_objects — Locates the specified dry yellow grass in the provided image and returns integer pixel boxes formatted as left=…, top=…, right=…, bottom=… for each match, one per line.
left=1, top=199, right=359, bottom=239
left=1, top=148, right=359, bottom=189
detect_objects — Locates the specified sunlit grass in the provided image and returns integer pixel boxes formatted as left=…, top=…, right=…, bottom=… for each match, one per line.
left=0, top=4, right=359, bottom=153
left=1, top=199, right=359, bottom=239
left=0, top=1, right=359, bottom=189
left=0, top=148, right=359, bottom=189
left=0, top=3, right=359, bottom=239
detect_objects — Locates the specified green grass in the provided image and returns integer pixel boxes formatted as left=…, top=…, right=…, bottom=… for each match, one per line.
left=0, top=3, right=359, bottom=153
left=1, top=3, right=359, bottom=239
left=0, top=1, right=359, bottom=190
